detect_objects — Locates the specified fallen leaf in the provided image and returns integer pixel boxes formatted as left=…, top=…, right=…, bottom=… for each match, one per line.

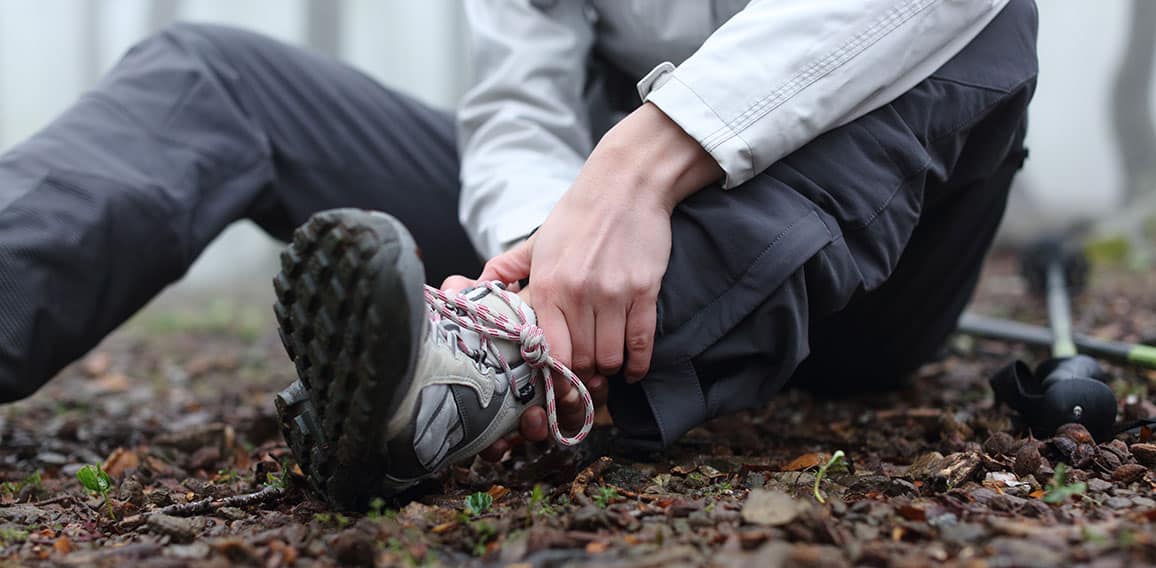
left=431, top=521, right=458, bottom=534
left=487, top=485, right=510, bottom=502
left=92, top=372, right=130, bottom=394
left=103, top=447, right=141, bottom=478
left=783, top=453, right=825, bottom=472
left=585, top=541, right=610, bottom=554
left=53, top=536, right=72, bottom=555
left=81, top=353, right=111, bottom=377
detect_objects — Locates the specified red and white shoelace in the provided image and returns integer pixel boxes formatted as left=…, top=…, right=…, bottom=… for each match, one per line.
left=422, top=282, right=594, bottom=446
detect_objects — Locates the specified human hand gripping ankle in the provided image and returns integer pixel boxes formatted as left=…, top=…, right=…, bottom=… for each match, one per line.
left=448, top=103, right=722, bottom=457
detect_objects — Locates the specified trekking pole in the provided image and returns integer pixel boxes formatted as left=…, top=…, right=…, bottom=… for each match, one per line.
left=983, top=240, right=1119, bottom=441
left=957, top=313, right=1156, bottom=369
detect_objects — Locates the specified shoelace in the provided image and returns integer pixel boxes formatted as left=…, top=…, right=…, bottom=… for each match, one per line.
left=423, top=282, right=594, bottom=446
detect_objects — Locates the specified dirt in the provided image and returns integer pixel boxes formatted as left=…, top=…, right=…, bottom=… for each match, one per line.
left=1, top=250, right=1155, bottom=567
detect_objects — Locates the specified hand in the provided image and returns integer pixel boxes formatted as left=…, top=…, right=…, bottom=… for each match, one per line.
left=478, top=103, right=723, bottom=448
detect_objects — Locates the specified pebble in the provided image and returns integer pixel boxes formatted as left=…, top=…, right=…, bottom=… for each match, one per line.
left=1087, top=478, right=1113, bottom=492
left=988, top=537, right=1063, bottom=568
left=1106, top=497, right=1133, bottom=510
left=147, top=514, right=204, bottom=544
left=1111, top=464, right=1148, bottom=484
left=1131, top=443, right=1156, bottom=468
left=741, top=489, right=809, bottom=527
left=1132, top=496, right=1155, bottom=508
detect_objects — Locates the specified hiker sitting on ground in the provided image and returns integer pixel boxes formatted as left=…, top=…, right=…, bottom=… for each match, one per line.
left=0, top=0, right=1038, bottom=507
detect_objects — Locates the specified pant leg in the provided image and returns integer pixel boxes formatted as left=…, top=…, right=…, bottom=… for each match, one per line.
left=609, top=0, right=1040, bottom=449
left=0, top=23, right=479, bottom=402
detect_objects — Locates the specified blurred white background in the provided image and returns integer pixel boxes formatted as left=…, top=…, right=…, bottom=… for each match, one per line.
left=0, top=0, right=468, bottom=298
left=0, top=1, right=1149, bottom=298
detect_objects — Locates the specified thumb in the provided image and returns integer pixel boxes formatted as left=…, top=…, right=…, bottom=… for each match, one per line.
left=479, top=236, right=533, bottom=284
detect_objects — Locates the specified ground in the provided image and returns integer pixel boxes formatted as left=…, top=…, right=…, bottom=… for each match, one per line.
left=1, top=251, right=1155, bottom=567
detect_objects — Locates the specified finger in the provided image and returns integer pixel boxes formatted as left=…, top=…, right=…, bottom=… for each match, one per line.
left=624, top=299, right=658, bottom=382
left=587, top=375, right=609, bottom=408
left=594, top=308, right=626, bottom=376
left=567, top=306, right=597, bottom=379
left=519, top=407, right=549, bottom=442
left=555, top=373, right=586, bottom=431
left=479, top=238, right=533, bottom=284
left=440, top=275, right=476, bottom=294
left=535, top=302, right=572, bottom=369
left=480, top=439, right=510, bottom=462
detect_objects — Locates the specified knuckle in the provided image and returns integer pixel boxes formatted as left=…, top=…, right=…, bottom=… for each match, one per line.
left=629, top=278, right=658, bottom=298
left=596, top=353, right=623, bottom=371
left=626, top=333, right=652, bottom=353
left=571, top=355, right=595, bottom=372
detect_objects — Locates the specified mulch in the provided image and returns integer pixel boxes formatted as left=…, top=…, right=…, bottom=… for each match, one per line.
left=1, top=250, right=1154, bottom=567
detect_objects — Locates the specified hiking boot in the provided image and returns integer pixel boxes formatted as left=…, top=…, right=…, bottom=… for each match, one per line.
left=272, top=209, right=592, bottom=509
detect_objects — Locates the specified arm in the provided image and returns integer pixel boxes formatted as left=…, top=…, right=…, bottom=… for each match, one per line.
left=641, top=0, right=1011, bottom=188
left=457, top=0, right=595, bottom=259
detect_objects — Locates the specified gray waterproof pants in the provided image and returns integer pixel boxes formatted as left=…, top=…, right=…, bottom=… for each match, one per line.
left=0, top=1, right=1038, bottom=450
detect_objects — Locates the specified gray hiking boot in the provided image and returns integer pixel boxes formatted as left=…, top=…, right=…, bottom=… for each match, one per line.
left=272, top=209, right=591, bottom=509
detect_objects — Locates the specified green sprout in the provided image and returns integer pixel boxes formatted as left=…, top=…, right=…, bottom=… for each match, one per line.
left=464, top=492, right=493, bottom=516
left=1, top=471, right=43, bottom=499
left=1044, top=463, right=1087, bottom=504
left=593, top=486, right=620, bottom=509
left=367, top=497, right=396, bottom=520
left=76, top=464, right=116, bottom=519
left=813, top=450, right=847, bottom=504
left=529, top=484, right=556, bottom=517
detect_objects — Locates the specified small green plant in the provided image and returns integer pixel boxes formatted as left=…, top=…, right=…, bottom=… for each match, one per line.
left=1044, top=463, right=1087, bottom=504
left=0, top=527, right=29, bottom=546
left=76, top=464, right=116, bottom=519
left=464, top=492, right=493, bottom=516
left=468, top=520, right=497, bottom=556
left=1, top=471, right=43, bottom=498
left=313, top=512, right=351, bottom=527
left=593, top=486, right=620, bottom=509
left=529, top=484, right=556, bottom=517
left=366, top=497, right=397, bottom=521
left=264, top=470, right=287, bottom=489
left=812, top=450, right=847, bottom=504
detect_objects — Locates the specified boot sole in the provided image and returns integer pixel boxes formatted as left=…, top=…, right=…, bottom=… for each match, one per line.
left=272, top=209, right=426, bottom=510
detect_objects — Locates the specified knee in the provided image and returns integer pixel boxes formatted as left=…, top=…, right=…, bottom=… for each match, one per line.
left=129, top=21, right=263, bottom=69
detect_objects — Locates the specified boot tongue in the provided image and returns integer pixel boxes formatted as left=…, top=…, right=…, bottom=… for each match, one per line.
left=457, top=285, right=536, bottom=367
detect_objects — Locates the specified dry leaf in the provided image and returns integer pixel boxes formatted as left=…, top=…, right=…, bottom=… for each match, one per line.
left=103, top=447, right=141, bottom=478
left=486, top=485, right=510, bottom=502
left=92, top=373, right=130, bottom=394
left=783, top=453, right=825, bottom=472
left=53, top=536, right=72, bottom=555
left=431, top=521, right=458, bottom=534
left=585, top=541, right=610, bottom=554
left=81, top=353, right=111, bottom=377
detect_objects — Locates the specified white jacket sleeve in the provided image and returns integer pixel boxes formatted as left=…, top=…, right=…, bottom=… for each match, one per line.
left=639, top=0, right=1012, bottom=189
left=457, top=0, right=595, bottom=259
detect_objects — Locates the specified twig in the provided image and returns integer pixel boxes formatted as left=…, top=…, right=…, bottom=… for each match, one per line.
left=32, top=495, right=74, bottom=507
left=160, top=485, right=285, bottom=516
left=120, top=485, right=285, bottom=527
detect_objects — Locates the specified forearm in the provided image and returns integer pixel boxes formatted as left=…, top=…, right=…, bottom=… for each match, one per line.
left=586, top=102, right=723, bottom=214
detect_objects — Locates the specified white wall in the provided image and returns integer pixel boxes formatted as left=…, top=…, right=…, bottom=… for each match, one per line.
left=0, top=0, right=467, bottom=294
left=0, top=1, right=1150, bottom=289
left=1002, top=2, right=1133, bottom=242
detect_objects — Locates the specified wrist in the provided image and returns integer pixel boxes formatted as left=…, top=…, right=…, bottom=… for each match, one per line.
left=594, top=103, right=722, bottom=213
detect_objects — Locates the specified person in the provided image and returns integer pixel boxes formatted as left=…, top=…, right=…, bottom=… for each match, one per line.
left=0, top=0, right=1038, bottom=509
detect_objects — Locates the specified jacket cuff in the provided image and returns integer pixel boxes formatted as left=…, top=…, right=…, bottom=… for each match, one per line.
left=638, top=62, right=754, bottom=190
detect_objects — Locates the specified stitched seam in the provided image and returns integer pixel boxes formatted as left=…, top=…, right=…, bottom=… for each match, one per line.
left=699, top=0, right=935, bottom=150
left=668, top=210, right=831, bottom=364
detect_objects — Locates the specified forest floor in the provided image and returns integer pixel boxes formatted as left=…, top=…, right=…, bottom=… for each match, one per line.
left=1, top=251, right=1155, bottom=567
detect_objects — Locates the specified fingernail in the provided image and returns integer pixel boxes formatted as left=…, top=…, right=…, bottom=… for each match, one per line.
left=588, top=376, right=604, bottom=390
